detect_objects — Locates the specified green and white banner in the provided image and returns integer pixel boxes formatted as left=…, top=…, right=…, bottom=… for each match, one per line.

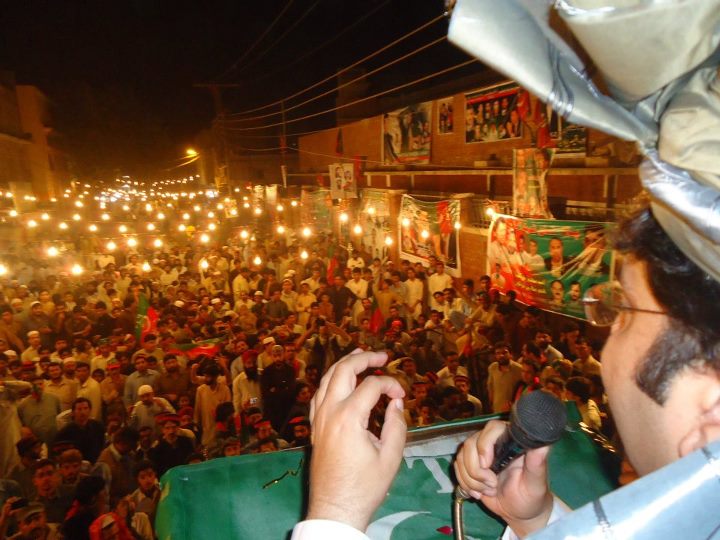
left=157, top=407, right=615, bottom=539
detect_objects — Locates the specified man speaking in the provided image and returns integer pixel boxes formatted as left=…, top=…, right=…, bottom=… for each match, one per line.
left=292, top=0, right=720, bottom=538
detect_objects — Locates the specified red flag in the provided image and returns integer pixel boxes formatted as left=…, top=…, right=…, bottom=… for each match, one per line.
left=369, top=296, right=385, bottom=335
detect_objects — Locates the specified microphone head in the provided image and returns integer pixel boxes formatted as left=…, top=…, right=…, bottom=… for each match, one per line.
left=509, top=391, right=567, bottom=449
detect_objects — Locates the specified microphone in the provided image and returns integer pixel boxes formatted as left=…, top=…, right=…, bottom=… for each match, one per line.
left=491, top=390, right=567, bottom=473
left=455, top=390, right=567, bottom=499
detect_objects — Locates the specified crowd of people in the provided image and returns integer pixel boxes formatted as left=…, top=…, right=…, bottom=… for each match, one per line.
left=0, top=227, right=611, bottom=539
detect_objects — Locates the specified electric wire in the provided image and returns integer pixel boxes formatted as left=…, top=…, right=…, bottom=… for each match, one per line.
left=225, top=9, right=444, bottom=117
left=220, top=58, right=477, bottom=131
left=213, top=0, right=296, bottom=82
left=224, top=35, right=447, bottom=124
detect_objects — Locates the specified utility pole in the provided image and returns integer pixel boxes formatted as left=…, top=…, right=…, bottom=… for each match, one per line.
left=195, top=83, right=239, bottom=194
left=280, top=99, right=287, bottom=189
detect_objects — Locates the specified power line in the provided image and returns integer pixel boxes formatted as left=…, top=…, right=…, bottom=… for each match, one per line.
left=220, top=58, right=478, bottom=132
left=226, top=0, right=435, bottom=117
left=224, top=35, right=447, bottom=124
left=231, top=0, right=324, bottom=78
left=213, top=0, right=296, bottom=82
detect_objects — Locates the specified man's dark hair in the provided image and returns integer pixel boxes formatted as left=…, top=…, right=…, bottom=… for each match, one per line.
left=72, top=397, right=92, bottom=411
left=133, top=459, right=156, bottom=478
left=114, top=427, right=140, bottom=446
left=615, top=206, right=720, bottom=405
left=566, top=376, right=591, bottom=403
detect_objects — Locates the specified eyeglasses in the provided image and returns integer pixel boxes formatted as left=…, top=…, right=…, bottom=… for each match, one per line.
left=582, top=281, right=666, bottom=327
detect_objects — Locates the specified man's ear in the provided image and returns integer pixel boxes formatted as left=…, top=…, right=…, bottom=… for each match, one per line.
left=678, top=370, right=720, bottom=458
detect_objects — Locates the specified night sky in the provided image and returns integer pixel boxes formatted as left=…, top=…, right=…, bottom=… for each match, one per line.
left=0, top=0, right=471, bottom=180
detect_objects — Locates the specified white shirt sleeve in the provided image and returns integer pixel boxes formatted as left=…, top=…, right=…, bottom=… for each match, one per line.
left=501, top=497, right=571, bottom=540
left=291, top=519, right=369, bottom=540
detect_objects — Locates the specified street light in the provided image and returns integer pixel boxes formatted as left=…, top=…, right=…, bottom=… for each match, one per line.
left=186, top=148, right=198, bottom=157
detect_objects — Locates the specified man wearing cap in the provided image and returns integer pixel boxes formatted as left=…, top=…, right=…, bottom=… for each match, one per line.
left=280, top=278, right=298, bottom=313
left=30, top=459, right=74, bottom=525
left=18, top=375, right=61, bottom=445
left=288, top=416, right=311, bottom=447
left=260, top=345, right=297, bottom=432
left=20, top=331, right=42, bottom=364
left=129, top=385, right=175, bottom=434
left=6, top=502, right=54, bottom=540
left=124, top=354, right=159, bottom=409
left=131, top=333, right=163, bottom=365
left=232, top=350, right=262, bottom=413
left=90, top=339, right=114, bottom=374
left=100, top=359, right=126, bottom=407
left=23, top=302, right=53, bottom=349
left=54, top=397, right=105, bottom=463
left=44, top=361, right=78, bottom=412
left=150, top=413, right=195, bottom=477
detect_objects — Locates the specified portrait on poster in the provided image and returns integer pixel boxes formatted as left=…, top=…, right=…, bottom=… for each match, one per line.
left=465, top=82, right=523, bottom=143
left=437, top=98, right=454, bottom=135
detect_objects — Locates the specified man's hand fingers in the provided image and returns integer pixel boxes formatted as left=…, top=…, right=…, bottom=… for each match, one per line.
left=522, top=445, right=551, bottom=496
left=322, top=350, right=389, bottom=406
left=312, top=348, right=370, bottom=414
left=344, top=375, right=405, bottom=422
left=378, top=397, right=407, bottom=470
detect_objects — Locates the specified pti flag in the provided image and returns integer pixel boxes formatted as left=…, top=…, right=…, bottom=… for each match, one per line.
left=487, top=214, right=615, bottom=319
left=156, top=405, right=615, bottom=539
left=134, top=293, right=158, bottom=341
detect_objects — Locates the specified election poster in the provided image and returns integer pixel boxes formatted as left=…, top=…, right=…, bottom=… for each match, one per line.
left=382, top=101, right=432, bottom=164
left=487, top=214, right=615, bottom=319
left=513, top=148, right=554, bottom=219
left=437, top=97, right=454, bottom=134
left=300, top=189, right=332, bottom=227
left=355, top=189, right=392, bottom=260
left=328, top=163, right=357, bottom=199
left=465, top=82, right=524, bottom=143
left=399, top=195, right=461, bottom=276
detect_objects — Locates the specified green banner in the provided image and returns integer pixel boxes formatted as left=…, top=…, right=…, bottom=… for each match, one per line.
left=487, top=215, right=615, bottom=319
left=156, top=405, right=615, bottom=539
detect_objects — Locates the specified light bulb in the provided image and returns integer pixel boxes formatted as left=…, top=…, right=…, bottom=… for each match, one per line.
left=368, top=206, right=376, bottom=215
left=353, top=224, right=362, bottom=235
left=9, top=210, right=18, bottom=217
left=147, top=223, right=155, bottom=231
left=253, top=256, right=262, bottom=266
left=421, top=230, right=430, bottom=239
left=41, top=213, right=50, bottom=221
left=72, top=214, right=81, bottom=221
left=157, top=212, right=165, bottom=220
left=142, top=262, right=151, bottom=272
left=276, top=225, right=285, bottom=234
left=88, top=224, right=98, bottom=232
left=47, top=246, right=59, bottom=257
left=200, top=233, right=210, bottom=243
left=290, top=200, right=298, bottom=207
left=27, top=220, right=38, bottom=228
left=240, top=230, right=249, bottom=239
left=0, top=264, right=7, bottom=276
left=384, top=236, right=393, bottom=246
left=127, top=237, right=138, bottom=247
left=106, top=241, right=116, bottom=251
left=178, top=224, right=186, bottom=232
left=208, top=223, right=216, bottom=231
left=339, top=212, right=348, bottom=223
left=302, top=227, right=311, bottom=238
left=454, top=221, right=461, bottom=230
left=199, top=259, right=209, bottom=270
left=207, top=211, right=215, bottom=218
left=254, top=207, right=262, bottom=215
left=118, top=225, right=127, bottom=233
left=59, top=222, right=68, bottom=230
left=401, top=217, right=410, bottom=228
left=153, top=238, right=163, bottom=248
left=71, top=264, right=83, bottom=276
left=276, top=204, right=284, bottom=212
left=182, top=213, right=190, bottom=220
left=300, top=250, right=308, bottom=260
